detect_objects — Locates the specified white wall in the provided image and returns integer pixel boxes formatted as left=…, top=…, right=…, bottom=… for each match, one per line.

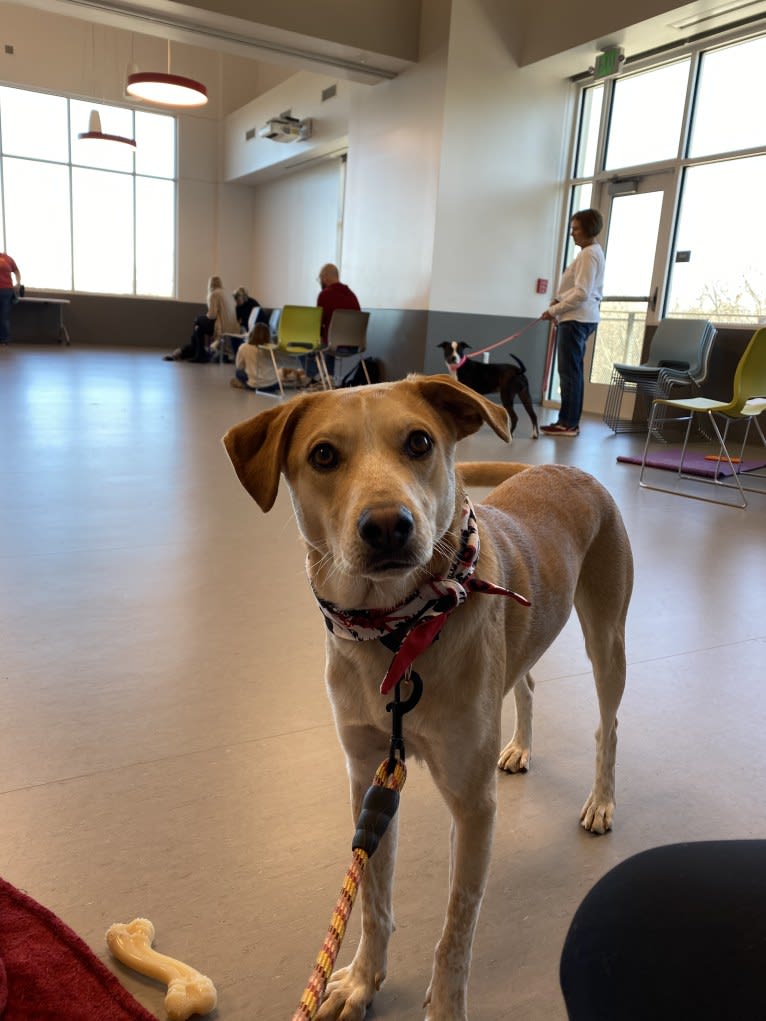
left=430, top=0, right=572, bottom=316
left=249, top=0, right=572, bottom=318
left=223, top=71, right=358, bottom=182
left=340, top=0, right=452, bottom=311
left=251, top=158, right=343, bottom=307
left=179, top=0, right=422, bottom=62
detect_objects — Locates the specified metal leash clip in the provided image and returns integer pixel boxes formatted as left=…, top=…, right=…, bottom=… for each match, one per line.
left=386, top=667, right=423, bottom=770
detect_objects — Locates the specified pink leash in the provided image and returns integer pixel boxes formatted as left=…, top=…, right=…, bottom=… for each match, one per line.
left=465, top=316, right=544, bottom=361
left=447, top=316, right=546, bottom=370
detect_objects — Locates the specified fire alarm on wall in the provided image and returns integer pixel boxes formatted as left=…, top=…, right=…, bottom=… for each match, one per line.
left=536, top=278, right=548, bottom=294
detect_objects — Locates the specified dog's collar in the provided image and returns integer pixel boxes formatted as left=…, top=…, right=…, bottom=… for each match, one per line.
left=447, top=356, right=467, bottom=372
left=312, top=497, right=530, bottom=695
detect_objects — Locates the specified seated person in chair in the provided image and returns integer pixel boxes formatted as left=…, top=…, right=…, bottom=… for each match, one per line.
left=313, top=263, right=361, bottom=380
left=164, top=276, right=238, bottom=362
left=234, top=287, right=260, bottom=331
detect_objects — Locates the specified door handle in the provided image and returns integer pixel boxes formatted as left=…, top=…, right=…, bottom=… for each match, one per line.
left=649, top=286, right=658, bottom=312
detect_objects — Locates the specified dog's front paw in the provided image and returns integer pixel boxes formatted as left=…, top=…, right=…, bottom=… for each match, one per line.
left=316, top=963, right=383, bottom=1021
left=497, top=739, right=530, bottom=773
left=580, top=792, right=614, bottom=834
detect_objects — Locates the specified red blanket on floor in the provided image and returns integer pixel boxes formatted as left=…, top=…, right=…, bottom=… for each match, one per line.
left=0, top=876, right=156, bottom=1020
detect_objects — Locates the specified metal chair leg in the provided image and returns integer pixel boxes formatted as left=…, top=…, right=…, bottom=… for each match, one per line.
left=316, top=350, right=333, bottom=389
left=268, top=347, right=286, bottom=398
left=639, top=404, right=750, bottom=508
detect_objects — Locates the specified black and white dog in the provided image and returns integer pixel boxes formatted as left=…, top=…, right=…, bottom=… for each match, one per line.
left=438, top=341, right=539, bottom=438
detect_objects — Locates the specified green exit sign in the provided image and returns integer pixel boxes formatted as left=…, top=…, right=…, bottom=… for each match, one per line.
left=594, top=47, right=624, bottom=79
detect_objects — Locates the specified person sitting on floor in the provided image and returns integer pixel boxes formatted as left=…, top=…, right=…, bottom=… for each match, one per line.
left=230, top=322, right=272, bottom=390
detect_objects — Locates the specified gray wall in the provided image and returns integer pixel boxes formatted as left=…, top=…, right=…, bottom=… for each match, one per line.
left=12, top=296, right=754, bottom=429
left=11, top=294, right=548, bottom=395
left=424, top=313, right=548, bottom=401
left=13, top=293, right=205, bottom=350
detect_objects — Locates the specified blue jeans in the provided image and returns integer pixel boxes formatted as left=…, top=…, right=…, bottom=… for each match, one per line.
left=0, top=289, right=14, bottom=343
left=556, top=320, right=596, bottom=428
left=300, top=349, right=334, bottom=380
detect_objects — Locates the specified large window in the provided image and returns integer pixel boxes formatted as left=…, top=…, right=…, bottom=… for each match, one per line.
left=605, top=59, right=691, bottom=169
left=0, top=86, right=175, bottom=297
left=669, top=156, right=766, bottom=324
left=567, top=28, right=766, bottom=344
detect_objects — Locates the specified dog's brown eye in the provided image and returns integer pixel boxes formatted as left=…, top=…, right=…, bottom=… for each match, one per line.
left=309, top=442, right=339, bottom=471
left=406, top=430, right=433, bottom=458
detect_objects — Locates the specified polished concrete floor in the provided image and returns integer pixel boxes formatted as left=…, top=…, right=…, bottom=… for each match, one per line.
left=1, top=345, right=765, bottom=1021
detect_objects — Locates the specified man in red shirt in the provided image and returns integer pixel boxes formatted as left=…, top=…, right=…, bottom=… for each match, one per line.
left=0, top=250, right=22, bottom=345
left=317, top=263, right=360, bottom=342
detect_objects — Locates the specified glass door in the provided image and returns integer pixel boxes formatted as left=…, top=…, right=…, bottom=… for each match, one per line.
left=581, top=173, right=676, bottom=414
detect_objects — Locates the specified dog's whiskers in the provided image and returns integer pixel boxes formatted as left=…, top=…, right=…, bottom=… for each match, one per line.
left=432, top=535, right=459, bottom=568
left=309, top=543, right=351, bottom=590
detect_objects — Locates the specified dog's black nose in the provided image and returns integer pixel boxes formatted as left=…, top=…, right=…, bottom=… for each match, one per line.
left=358, top=506, right=414, bottom=552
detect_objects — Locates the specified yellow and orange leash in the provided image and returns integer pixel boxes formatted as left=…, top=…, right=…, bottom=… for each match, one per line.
left=291, top=757, right=407, bottom=1021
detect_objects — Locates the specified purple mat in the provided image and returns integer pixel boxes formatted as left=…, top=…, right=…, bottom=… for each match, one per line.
left=618, top=450, right=766, bottom=478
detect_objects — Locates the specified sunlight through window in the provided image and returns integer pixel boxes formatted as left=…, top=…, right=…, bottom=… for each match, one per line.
left=0, top=85, right=175, bottom=297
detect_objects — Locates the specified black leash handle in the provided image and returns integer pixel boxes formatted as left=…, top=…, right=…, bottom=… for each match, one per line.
left=351, top=672, right=423, bottom=856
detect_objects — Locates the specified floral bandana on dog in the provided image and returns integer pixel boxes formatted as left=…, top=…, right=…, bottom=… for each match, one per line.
left=313, top=497, right=531, bottom=694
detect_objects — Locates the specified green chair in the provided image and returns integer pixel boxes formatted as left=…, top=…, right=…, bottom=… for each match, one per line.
left=259, top=305, right=328, bottom=397
left=639, top=327, right=766, bottom=508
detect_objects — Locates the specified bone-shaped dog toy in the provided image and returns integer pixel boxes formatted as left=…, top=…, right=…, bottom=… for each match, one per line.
left=106, top=917, right=217, bottom=1020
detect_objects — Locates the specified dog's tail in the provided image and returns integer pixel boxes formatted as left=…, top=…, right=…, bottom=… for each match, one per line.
left=458, top=461, right=531, bottom=486
left=509, top=353, right=527, bottom=374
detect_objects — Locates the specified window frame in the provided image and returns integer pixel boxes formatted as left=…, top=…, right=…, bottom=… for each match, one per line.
left=564, top=23, right=766, bottom=329
left=0, top=84, right=177, bottom=298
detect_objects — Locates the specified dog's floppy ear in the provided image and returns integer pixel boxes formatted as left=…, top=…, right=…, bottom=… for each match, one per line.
left=410, top=374, right=511, bottom=442
left=222, top=400, right=305, bottom=512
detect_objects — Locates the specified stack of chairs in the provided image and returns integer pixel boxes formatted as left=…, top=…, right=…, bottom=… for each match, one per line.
left=603, top=319, right=717, bottom=435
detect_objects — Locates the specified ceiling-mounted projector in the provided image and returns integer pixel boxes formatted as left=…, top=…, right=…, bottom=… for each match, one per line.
left=258, top=116, right=312, bottom=143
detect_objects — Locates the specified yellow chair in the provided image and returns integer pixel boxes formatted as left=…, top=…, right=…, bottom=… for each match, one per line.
left=317, top=309, right=371, bottom=388
left=259, top=305, right=328, bottom=397
left=639, top=327, right=766, bottom=508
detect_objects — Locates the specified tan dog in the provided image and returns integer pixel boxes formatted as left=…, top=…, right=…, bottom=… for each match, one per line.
left=223, top=375, right=633, bottom=1021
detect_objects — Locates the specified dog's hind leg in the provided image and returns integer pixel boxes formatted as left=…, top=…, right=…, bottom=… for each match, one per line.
left=574, top=515, right=633, bottom=834
left=497, top=672, right=535, bottom=773
left=577, top=618, right=625, bottom=834
left=516, top=384, right=539, bottom=439
left=317, top=733, right=398, bottom=1021
left=498, top=380, right=519, bottom=437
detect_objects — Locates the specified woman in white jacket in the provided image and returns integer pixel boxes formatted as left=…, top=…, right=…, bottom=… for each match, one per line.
left=541, top=209, right=605, bottom=436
